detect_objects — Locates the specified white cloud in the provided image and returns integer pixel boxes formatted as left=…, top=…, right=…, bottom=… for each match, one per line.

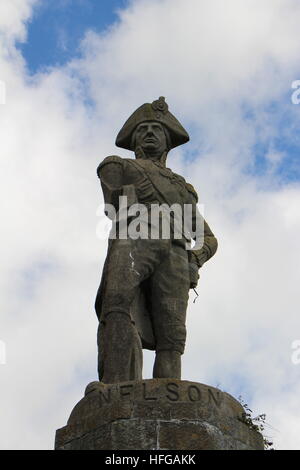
left=0, top=0, right=38, bottom=45
left=0, top=0, right=300, bottom=449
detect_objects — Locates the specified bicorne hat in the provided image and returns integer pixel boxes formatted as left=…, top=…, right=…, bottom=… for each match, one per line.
left=115, top=97, right=189, bottom=150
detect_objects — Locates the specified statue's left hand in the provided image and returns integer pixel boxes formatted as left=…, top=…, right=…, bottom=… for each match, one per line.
left=189, top=262, right=199, bottom=289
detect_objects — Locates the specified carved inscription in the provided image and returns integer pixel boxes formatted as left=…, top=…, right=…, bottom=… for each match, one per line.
left=120, top=384, right=133, bottom=399
left=143, top=382, right=158, bottom=401
left=187, top=385, right=202, bottom=402
left=166, top=382, right=179, bottom=401
left=94, top=381, right=224, bottom=408
left=208, top=388, right=222, bottom=408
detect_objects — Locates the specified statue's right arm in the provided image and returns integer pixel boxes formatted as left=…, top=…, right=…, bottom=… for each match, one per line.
left=97, top=155, right=124, bottom=216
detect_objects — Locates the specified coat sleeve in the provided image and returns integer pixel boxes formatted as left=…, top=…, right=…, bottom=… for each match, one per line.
left=97, top=155, right=124, bottom=215
left=186, top=183, right=218, bottom=268
left=95, top=156, right=124, bottom=321
left=191, top=217, right=218, bottom=267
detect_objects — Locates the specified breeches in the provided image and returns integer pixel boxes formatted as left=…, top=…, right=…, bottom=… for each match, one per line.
left=101, top=239, right=190, bottom=354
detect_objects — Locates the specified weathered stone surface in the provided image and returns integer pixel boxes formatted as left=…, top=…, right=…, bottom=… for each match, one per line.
left=95, top=97, right=218, bottom=384
left=55, top=379, right=264, bottom=450
left=159, top=421, right=222, bottom=450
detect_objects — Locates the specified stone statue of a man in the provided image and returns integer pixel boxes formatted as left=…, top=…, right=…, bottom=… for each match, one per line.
left=95, top=97, right=217, bottom=384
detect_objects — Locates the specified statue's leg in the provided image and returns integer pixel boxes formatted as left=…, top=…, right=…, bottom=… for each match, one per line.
left=153, top=350, right=181, bottom=379
left=99, top=239, right=166, bottom=383
left=151, top=243, right=190, bottom=379
left=101, top=312, right=143, bottom=384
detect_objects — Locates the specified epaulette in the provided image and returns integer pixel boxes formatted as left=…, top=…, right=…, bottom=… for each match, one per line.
left=172, top=172, right=186, bottom=184
left=96, top=155, right=123, bottom=177
left=185, top=182, right=198, bottom=202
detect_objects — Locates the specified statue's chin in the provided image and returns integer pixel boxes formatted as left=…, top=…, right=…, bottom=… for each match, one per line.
left=141, top=145, right=164, bottom=157
left=141, top=143, right=158, bottom=151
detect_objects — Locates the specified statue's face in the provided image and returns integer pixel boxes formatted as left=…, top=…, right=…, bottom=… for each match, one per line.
left=134, top=121, right=167, bottom=156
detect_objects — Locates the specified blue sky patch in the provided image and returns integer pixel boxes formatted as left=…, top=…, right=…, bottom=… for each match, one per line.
left=18, top=0, right=129, bottom=73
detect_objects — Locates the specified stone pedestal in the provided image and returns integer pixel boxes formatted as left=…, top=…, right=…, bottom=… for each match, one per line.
left=55, top=379, right=264, bottom=450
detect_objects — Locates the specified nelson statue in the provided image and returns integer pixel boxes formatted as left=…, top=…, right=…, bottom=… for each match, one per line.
left=95, top=97, right=217, bottom=384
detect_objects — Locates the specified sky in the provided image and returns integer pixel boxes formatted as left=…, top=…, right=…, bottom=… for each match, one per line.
left=0, top=0, right=300, bottom=450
